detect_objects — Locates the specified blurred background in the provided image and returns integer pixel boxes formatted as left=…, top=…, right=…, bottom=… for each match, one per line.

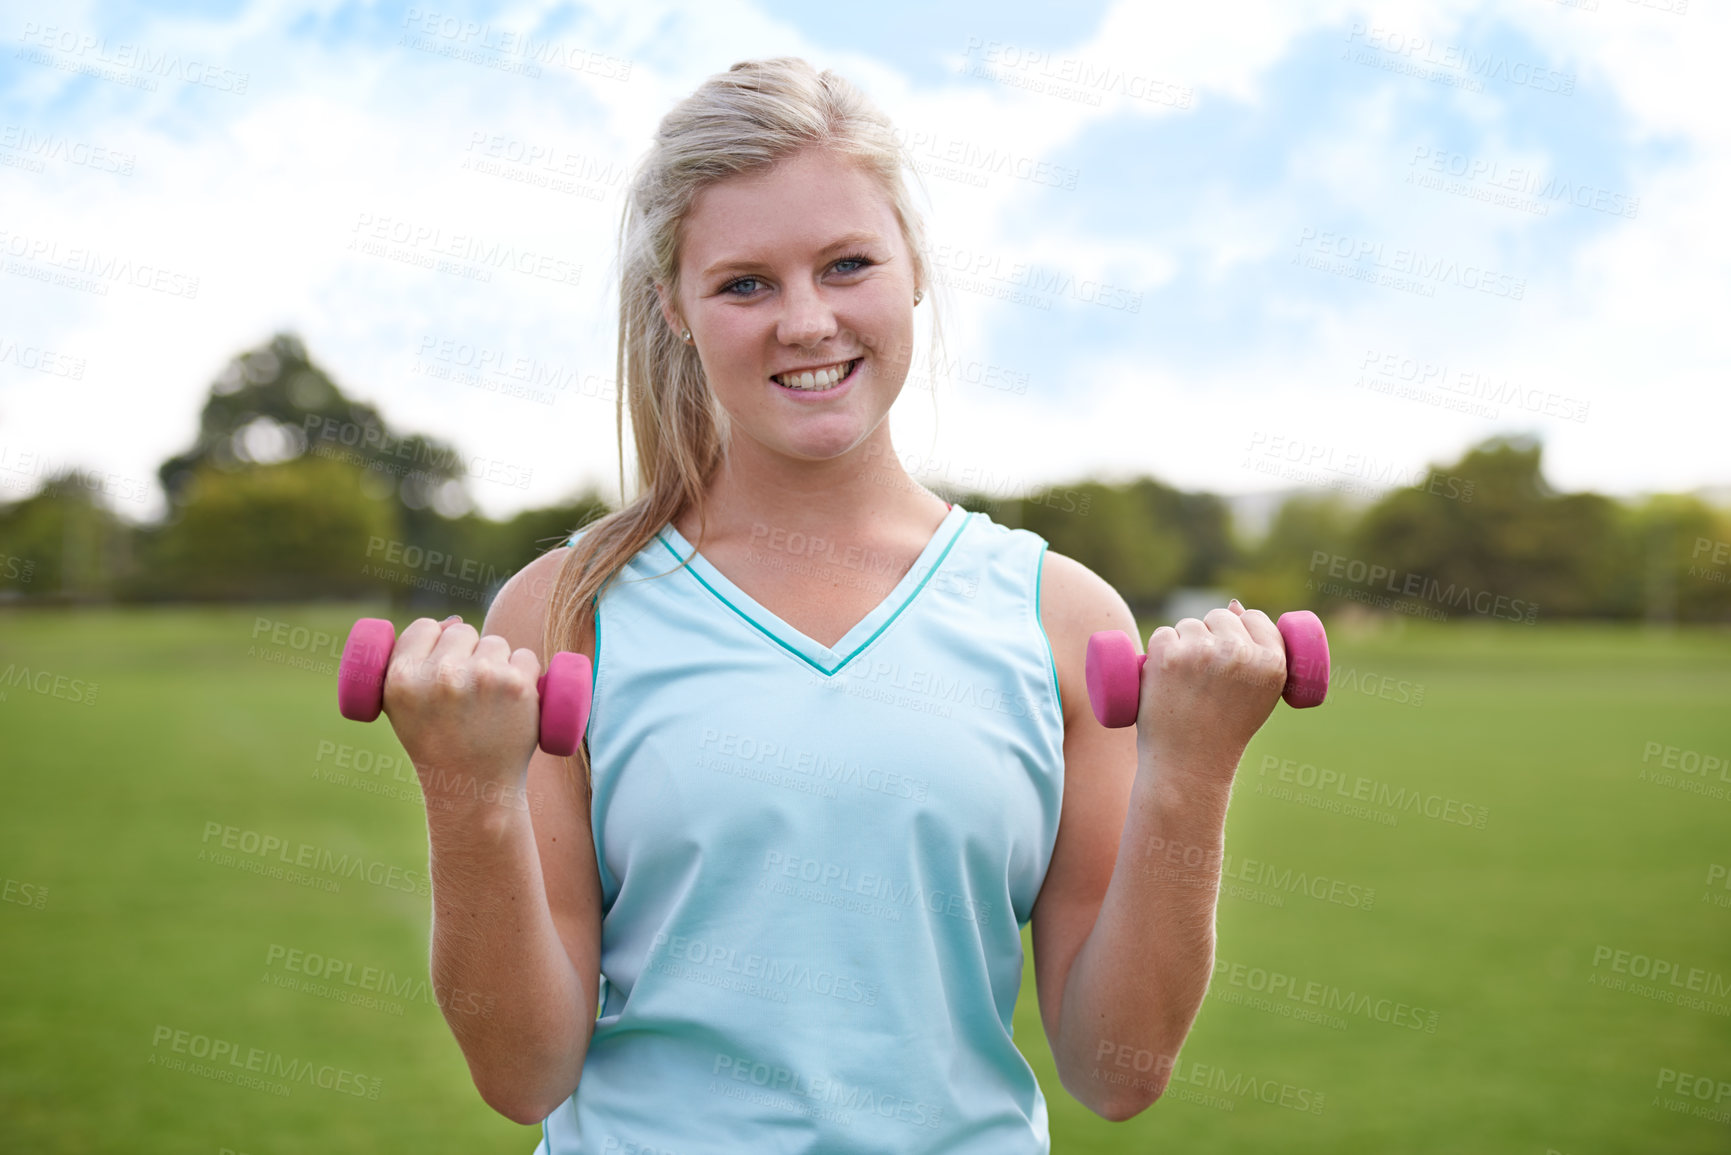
left=2, top=1, right=1727, bottom=1153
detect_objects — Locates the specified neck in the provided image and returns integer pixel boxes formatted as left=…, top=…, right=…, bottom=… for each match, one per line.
left=684, top=425, right=947, bottom=546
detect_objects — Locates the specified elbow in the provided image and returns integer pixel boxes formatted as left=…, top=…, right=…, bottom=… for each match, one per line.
left=474, top=1071, right=573, bottom=1127
left=1065, top=1062, right=1165, bottom=1123
left=1094, top=1083, right=1162, bottom=1123
left=479, top=1083, right=559, bottom=1127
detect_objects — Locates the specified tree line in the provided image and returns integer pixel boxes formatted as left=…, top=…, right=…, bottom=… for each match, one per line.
left=2, top=332, right=1726, bottom=623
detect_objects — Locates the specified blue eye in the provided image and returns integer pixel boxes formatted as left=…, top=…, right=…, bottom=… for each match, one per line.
left=719, top=253, right=873, bottom=296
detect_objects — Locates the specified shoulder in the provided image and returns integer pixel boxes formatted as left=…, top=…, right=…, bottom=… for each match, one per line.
left=1036, top=547, right=1136, bottom=640
left=1034, top=548, right=1138, bottom=723
left=482, top=546, right=583, bottom=660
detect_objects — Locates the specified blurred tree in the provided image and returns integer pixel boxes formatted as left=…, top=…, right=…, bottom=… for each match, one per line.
left=127, top=455, right=400, bottom=601
left=941, top=479, right=1201, bottom=614
left=1348, top=436, right=1627, bottom=620
left=0, top=470, right=133, bottom=599
left=1620, top=494, right=1731, bottom=622
left=1222, top=492, right=1360, bottom=613
left=156, top=332, right=470, bottom=544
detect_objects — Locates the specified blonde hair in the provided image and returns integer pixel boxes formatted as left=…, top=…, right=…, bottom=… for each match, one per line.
left=542, top=56, right=944, bottom=792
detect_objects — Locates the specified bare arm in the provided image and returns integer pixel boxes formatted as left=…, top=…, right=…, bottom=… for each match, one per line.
left=1030, top=552, right=1286, bottom=1121
left=387, top=547, right=604, bottom=1124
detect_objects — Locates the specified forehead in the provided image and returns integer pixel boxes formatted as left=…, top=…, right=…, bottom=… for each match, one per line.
left=680, top=145, right=900, bottom=275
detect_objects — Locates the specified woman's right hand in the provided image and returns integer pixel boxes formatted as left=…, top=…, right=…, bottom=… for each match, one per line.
left=381, top=614, right=547, bottom=819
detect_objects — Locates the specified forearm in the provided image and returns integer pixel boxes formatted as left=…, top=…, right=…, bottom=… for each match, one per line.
left=1053, top=747, right=1236, bottom=1119
left=426, top=793, right=592, bottom=1123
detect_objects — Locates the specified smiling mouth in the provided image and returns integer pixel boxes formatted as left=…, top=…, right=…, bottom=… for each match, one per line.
left=771, top=358, right=861, bottom=392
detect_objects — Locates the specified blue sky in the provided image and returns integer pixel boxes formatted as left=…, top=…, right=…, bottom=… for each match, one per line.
left=1, top=0, right=1723, bottom=522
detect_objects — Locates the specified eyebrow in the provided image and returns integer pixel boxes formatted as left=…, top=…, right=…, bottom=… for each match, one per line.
left=700, top=230, right=884, bottom=279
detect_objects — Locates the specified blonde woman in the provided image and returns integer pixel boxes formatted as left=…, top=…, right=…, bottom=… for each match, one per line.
left=380, top=57, right=1291, bottom=1153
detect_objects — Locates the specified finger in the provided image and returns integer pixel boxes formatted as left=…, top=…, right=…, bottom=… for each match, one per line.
left=1236, top=607, right=1284, bottom=653
left=473, top=633, right=513, bottom=667
left=1203, top=606, right=1255, bottom=654
left=1173, top=617, right=1209, bottom=642
left=429, top=620, right=480, bottom=670
left=1147, top=624, right=1178, bottom=654
left=392, top=617, right=447, bottom=667
left=1228, top=598, right=1244, bottom=614
left=509, top=647, right=543, bottom=680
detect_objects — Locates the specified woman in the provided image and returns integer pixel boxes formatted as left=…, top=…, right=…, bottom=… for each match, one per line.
left=380, top=57, right=1290, bottom=1153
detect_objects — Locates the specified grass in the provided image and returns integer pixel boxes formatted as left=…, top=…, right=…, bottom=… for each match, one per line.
left=1, top=605, right=1728, bottom=1152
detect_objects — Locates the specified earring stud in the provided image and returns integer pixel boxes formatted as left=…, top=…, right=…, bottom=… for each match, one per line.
left=913, top=289, right=923, bottom=305
left=681, top=328, right=692, bottom=344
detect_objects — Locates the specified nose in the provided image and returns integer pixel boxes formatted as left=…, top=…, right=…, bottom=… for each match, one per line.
left=775, top=279, right=838, bottom=349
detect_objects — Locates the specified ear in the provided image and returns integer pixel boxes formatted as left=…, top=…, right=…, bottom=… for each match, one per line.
left=654, top=281, right=685, bottom=341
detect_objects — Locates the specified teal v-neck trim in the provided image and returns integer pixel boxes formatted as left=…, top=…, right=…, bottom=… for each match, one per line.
left=654, top=505, right=971, bottom=677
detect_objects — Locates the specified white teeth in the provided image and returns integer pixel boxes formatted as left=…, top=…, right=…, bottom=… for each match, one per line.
left=776, top=359, right=856, bottom=391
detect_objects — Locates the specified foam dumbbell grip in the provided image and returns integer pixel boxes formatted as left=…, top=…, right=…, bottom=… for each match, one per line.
left=337, top=617, right=592, bottom=756
left=1084, top=610, right=1330, bottom=728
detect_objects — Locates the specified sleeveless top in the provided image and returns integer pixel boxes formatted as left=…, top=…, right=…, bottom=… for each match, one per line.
left=534, top=501, right=1067, bottom=1155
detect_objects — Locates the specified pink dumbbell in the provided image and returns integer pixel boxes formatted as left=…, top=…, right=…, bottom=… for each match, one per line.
left=336, top=617, right=592, bottom=757
left=1085, top=610, right=1330, bottom=728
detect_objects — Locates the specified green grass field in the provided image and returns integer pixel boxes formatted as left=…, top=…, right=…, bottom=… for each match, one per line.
left=2, top=606, right=1728, bottom=1153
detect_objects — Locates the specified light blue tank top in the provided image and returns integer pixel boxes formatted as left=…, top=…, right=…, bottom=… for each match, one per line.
left=535, top=502, right=1066, bottom=1154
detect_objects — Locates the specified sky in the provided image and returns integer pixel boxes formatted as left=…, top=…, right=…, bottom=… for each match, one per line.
left=0, top=0, right=1724, bottom=524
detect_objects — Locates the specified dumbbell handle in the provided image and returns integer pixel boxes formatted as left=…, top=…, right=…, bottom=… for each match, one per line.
left=1085, top=610, right=1329, bottom=729
left=336, top=617, right=591, bottom=757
